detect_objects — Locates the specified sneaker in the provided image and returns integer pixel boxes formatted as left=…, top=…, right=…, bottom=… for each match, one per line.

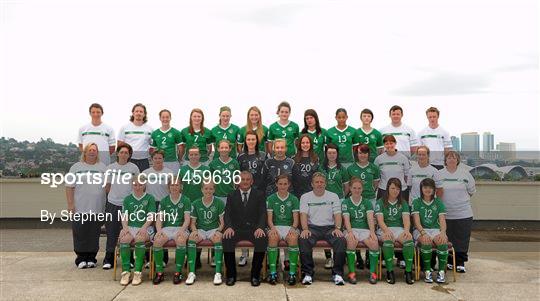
left=173, top=272, right=183, bottom=284
left=302, top=275, right=313, bottom=285
left=405, top=271, right=414, bottom=285
left=77, top=261, right=87, bottom=269
left=268, top=272, right=278, bottom=285
left=424, top=270, right=434, bottom=283
left=287, top=273, right=297, bottom=286
left=120, top=271, right=131, bottom=286
left=213, top=273, right=223, bottom=285
left=102, top=263, right=112, bottom=270
left=333, top=274, right=345, bottom=286
left=186, top=272, right=196, bottom=285
left=153, top=272, right=164, bottom=285
left=324, top=258, right=334, bottom=269
left=456, top=265, right=466, bottom=273
left=368, top=272, right=378, bottom=284
left=386, top=271, right=395, bottom=284
left=436, top=271, right=446, bottom=283
left=399, top=260, right=406, bottom=269
left=238, top=255, right=247, bottom=267
left=132, top=271, right=143, bottom=286
left=447, top=263, right=453, bottom=271
left=86, top=262, right=97, bottom=269
left=347, top=272, right=357, bottom=284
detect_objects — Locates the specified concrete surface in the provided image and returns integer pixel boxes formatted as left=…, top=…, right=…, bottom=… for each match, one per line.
left=1, top=229, right=539, bottom=301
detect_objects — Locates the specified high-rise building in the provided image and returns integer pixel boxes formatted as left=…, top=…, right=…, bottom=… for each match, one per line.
left=461, top=132, right=480, bottom=158
left=451, top=136, right=460, bottom=152
left=483, top=132, right=494, bottom=152
left=496, top=142, right=516, bottom=160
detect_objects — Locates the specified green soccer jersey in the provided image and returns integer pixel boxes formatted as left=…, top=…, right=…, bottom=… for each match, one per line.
left=318, top=165, right=350, bottom=199
left=179, top=164, right=211, bottom=201
left=123, top=193, right=157, bottom=228
left=209, top=157, right=240, bottom=197
left=342, top=197, right=373, bottom=230
left=305, top=128, right=326, bottom=162
left=347, top=162, right=380, bottom=200
left=159, top=194, right=191, bottom=228
left=211, top=124, right=240, bottom=159
left=325, top=126, right=358, bottom=164
left=180, top=127, right=214, bottom=162
left=151, top=127, right=182, bottom=162
left=237, top=125, right=269, bottom=152
left=266, top=192, right=300, bottom=227
left=190, top=197, right=225, bottom=231
left=268, top=121, right=300, bottom=157
left=375, top=199, right=410, bottom=228
left=411, top=197, right=446, bottom=229
left=354, top=128, right=383, bottom=163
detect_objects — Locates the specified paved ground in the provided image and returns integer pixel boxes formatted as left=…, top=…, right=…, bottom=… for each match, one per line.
left=0, top=229, right=539, bottom=301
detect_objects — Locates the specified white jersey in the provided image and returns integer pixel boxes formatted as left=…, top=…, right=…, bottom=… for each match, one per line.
left=78, top=123, right=115, bottom=165
left=435, top=167, right=476, bottom=220
left=65, top=162, right=107, bottom=213
left=142, top=166, right=174, bottom=204
left=418, top=125, right=452, bottom=166
left=299, top=190, right=341, bottom=227
left=106, top=162, right=140, bottom=206
left=380, top=123, right=418, bottom=158
left=407, top=164, right=438, bottom=202
left=374, top=152, right=410, bottom=191
left=117, top=122, right=153, bottom=160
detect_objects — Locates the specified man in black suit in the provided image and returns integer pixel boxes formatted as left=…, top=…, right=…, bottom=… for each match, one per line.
left=223, top=171, right=268, bottom=286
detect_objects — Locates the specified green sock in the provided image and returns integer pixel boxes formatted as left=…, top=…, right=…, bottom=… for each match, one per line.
left=346, top=249, right=356, bottom=274
left=120, top=243, right=131, bottom=272
left=403, top=240, right=414, bottom=273
left=187, top=240, right=197, bottom=273
left=382, top=240, right=394, bottom=271
left=154, top=247, right=164, bottom=273
left=175, top=246, right=187, bottom=273
left=288, top=246, right=299, bottom=275
left=369, top=250, right=379, bottom=274
left=437, top=244, right=449, bottom=271
left=214, top=242, right=223, bottom=273
left=134, top=242, right=146, bottom=272
left=268, top=247, right=278, bottom=273
left=421, top=244, right=433, bottom=271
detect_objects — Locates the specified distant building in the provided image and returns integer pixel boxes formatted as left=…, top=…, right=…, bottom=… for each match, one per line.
left=461, top=132, right=480, bottom=158
left=497, top=142, right=516, bottom=160
left=481, top=132, right=495, bottom=159
left=451, top=136, right=460, bottom=152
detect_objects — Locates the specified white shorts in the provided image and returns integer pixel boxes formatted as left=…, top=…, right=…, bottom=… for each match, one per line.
left=197, top=228, right=218, bottom=240
left=161, top=226, right=190, bottom=240
left=272, top=226, right=299, bottom=240
left=345, top=228, right=371, bottom=241
left=413, top=228, right=441, bottom=241
left=376, top=227, right=404, bottom=240
left=128, top=226, right=155, bottom=239
left=164, top=161, right=181, bottom=176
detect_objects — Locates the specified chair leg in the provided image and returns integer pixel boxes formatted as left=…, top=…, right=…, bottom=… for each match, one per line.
left=378, top=251, right=382, bottom=280
left=452, top=247, right=457, bottom=282
left=207, top=247, right=210, bottom=264
left=149, top=246, right=154, bottom=280
left=113, top=245, right=118, bottom=281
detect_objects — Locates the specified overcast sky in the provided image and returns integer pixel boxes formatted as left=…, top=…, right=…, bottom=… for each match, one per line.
left=1, top=0, right=538, bottom=150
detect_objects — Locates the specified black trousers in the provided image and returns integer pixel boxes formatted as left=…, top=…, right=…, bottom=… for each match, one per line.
left=104, top=202, right=122, bottom=255
left=130, top=158, right=150, bottom=172
left=447, top=217, right=473, bottom=266
left=223, top=230, right=268, bottom=279
left=72, top=215, right=102, bottom=265
left=299, top=225, right=346, bottom=277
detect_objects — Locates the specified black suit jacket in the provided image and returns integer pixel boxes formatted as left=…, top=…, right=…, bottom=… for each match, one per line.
left=224, top=188, right=267, bottom=232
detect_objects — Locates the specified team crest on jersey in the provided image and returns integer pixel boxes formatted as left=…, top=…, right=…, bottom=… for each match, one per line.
left=229, top=164, right=234, bottom=169
left=228, top=129, right=233, bottom=134
left=142, top=200, right=148, bottom=206
left=210, top=207, right=217, bottom=213
left=286, top=201, right=291, bottom=206
left=283, top=165, right=289, bottom=170
left=346, top=132, right=351, bottom=136
left=287, top=127, right=292, bottom=132
left=370, top=134, right=375, bottom=139
left=168, top=133, right=172, bottom=137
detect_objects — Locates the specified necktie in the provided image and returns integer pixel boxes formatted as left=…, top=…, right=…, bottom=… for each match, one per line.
left=242, top=192, right=248, bottom=207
